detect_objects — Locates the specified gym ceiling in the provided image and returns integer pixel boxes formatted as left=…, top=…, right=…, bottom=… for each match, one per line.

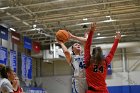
left=0, top=0, right=140, bottom=47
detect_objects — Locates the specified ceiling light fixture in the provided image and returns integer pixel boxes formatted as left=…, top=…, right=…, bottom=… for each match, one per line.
left=33, top=24, right=37, bottom=28
left=100, top=19, right=116, bottom=23
left=97, top=33, right=100, bottom=36
left=0, top=6, right=10, bottom=10
left=95, top=36, right=108, bottom=39
left=106, top=16, right=111, bottom=18
left=83, top=18, right=88, bottom=21
left=9, top=28, right=16, bottom=31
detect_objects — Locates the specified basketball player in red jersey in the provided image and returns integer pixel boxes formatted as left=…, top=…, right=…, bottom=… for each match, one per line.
left=84, top=23, right=121, bottom=93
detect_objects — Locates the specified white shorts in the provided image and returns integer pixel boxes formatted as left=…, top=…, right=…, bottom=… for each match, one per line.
left=72, top=77, right=87, bottom=93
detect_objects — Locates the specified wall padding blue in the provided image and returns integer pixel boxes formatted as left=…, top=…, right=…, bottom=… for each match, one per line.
left=108, top=85, right=140, bottom=93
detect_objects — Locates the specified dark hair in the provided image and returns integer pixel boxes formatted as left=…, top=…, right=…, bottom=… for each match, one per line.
left=92, top=47, right=104, bottom=65
left=71, top=45, right=75, bottom=55
left=0, top=65, right=13, bottom=78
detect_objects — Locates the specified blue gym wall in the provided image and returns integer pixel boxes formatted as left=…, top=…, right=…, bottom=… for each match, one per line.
left=108, top=85, right=140, bottom=93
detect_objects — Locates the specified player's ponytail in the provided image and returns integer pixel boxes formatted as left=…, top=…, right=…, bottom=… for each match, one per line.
left=71, top=45, right=75, bottom=55
left=92, top=47, right=104, bottom=65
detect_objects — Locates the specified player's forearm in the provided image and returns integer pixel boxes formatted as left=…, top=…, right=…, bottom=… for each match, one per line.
left=59, top=43, right=71, bottom=64
left=59, top=43, right=68, bottom=53
left=105, top=39, right=119, bottom=64
left=110, top=39, right=119, bottom=55
left=71, top=35, right=87, bottom=43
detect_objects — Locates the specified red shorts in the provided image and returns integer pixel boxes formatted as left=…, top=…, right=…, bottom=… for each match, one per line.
left=86, top=87, right=109, bottom=93
left=86, top=90, right=108, bottom=93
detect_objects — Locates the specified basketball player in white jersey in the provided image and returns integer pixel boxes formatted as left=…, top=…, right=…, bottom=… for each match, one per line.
left=57, top=24, right=95, bottom=93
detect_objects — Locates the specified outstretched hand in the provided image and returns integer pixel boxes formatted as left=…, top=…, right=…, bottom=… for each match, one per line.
left=90, top=22, right=96, bottom=32
left=115, top=32, right=121, bottom=40
left=68, top=32, right=74, bottom=39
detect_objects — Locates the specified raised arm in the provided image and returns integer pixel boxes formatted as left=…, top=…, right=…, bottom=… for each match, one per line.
left=57, top=39, right=72, bottom=64
left=105, top=32, right=121, bottom=65
left=69, top=32, right=87, bottom=45
left=84, top=23, right=96, bottom=68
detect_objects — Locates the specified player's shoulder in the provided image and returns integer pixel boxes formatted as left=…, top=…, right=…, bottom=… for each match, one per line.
left=0, top=78, right=9, bottom=84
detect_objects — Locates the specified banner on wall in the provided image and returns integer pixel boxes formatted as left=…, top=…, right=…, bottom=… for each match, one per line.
left=10, top=50, right=17, bottom=72
left=26, top=56, right=32, bottom=80
left=21, top=54, right=32, bottom=80
left=22, top=54, right=27, bottom=80
left=0, top=46, right=8, bottom=65
left=32, top=41, right=40, bottom=53
left=24, top=36, right=32, bottom=50
left=0, top=25, right=8, bottom=40
left=11, top=31, right=20, bottom=44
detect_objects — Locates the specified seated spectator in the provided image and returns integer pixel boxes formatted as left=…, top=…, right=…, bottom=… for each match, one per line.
left=11, top=76, right=24, bottom=93
left=0, top=64, right=16, bottom=93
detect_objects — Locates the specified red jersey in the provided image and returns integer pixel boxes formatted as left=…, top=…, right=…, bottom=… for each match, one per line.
left=13, top=86, right=23, bottom=93
left=84, top=30, right=119, bottom=92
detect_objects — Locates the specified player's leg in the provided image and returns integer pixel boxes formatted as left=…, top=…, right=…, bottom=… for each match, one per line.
left=78, top=78, right=87, bottom=93
left=72, top=78, right=79, bottom=93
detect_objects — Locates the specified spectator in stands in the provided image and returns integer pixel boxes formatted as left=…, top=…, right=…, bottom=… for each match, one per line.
left=11, top=76, right=24, bottom=93
left=0, top=64, right=15, bottom=93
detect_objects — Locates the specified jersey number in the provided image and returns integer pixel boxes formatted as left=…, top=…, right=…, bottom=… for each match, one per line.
left=79, top=62, right=86, bottom=69
left=93, top=65, right=104, bottom=73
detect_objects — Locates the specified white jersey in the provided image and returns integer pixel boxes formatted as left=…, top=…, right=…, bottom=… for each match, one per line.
left=71, top=55, right=87, bottom=93
left=0, top=78, right=13, bottom=93
left=71, top=55, right=86, bottom=78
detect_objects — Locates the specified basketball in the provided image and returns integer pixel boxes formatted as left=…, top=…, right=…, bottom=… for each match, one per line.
left=56, top=30, right=69, bottom=43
